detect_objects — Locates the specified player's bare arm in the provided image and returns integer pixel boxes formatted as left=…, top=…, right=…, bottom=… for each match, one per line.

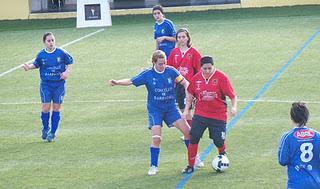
left=22, top=63, right=36, bottom=71
left=182, top=92, right=193, bottom=120
left=230, top=96, right=237, bottom=116
left=60, top=64, right=72, bottom=80
left=108, top=79, right=132, bottom=86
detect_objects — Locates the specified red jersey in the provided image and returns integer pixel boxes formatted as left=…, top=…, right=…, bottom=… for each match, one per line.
left=187, top=69, right=236, bottom=121
left=167, top=47, right=201, bottom=82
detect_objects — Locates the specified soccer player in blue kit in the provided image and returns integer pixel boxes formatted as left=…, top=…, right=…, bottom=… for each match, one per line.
left=23, top=32, right=73, bottom=142
left=278, top=102, right=320, bottom=188
left=152, top=5, right=176, bottom=58
left=108, top=50, right=191, bottom=176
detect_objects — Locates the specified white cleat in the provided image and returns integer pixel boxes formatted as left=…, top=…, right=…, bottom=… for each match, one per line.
left=148, top=166, right=159, bottom=176
left=195, top=155, right=204, bottom=168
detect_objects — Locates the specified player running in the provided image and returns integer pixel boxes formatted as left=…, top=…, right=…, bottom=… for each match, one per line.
left=23, top=32, right=73, bottom=142
left=278, top=102, right=320, bottom=188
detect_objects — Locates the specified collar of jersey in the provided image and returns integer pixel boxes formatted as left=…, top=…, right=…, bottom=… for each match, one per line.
left=153, top=66, right=165, bottom=74
left=294, top=125, right=307, bottom=129
left=156, top=19, right=165, bottom=25
left=44, top=47, right=56, bottom=54
left=201, top=68, right=216, bottom=82
left=180, top=47, right=191, bottom=57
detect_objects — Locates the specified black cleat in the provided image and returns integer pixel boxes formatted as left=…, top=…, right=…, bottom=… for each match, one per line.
left=182, top=166, right=194, bottom=174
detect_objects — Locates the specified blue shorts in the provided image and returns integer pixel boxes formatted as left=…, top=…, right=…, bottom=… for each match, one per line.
left=40, top=80, right=66, bottom=104
left=147, top=105, right=182, bottom=129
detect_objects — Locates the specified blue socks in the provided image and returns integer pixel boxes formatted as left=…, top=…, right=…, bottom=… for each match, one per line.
left=149, top=140, right=188, bottom=167
left=184, top=139, right=190, bottom=148
left=41, top=112, right=50, bottom=131
left=50, top=111, right=60, bottom=134
left=150, top=146, right=160, bottom=167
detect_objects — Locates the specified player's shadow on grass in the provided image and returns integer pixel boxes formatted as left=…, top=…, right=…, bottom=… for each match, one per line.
left=180, top=167, right=229, bottom=178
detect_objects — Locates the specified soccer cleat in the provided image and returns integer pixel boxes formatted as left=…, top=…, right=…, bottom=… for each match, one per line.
left=46, top=132, right=55, bottom=142
left=41, top=128, right=49, bottom=140
left=182, top=165, right=194, bottom=174
left=148, top=166, right=158, bottom=176
left=195, top=155, right=204, bottom=168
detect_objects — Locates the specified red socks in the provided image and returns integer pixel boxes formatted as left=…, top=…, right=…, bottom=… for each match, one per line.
left=188, top=143, right=198, bottom=167
left=218, top=143, right=227, bottom=155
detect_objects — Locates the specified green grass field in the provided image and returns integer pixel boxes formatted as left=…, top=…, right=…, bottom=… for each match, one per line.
left=1, top=5, right=320, bottom=189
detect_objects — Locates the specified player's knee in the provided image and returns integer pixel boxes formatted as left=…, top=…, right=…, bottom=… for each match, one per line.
left=52, top=104, right=61, bottom=112
left=53, top=107, right=61, bottom=112
left=190, top=135, right=200, bottom=144
left=42, top=105, right=50, bottom=113
left=152, top=135, right=162, bottom=146
left=213, top=138, right=224, bottom=148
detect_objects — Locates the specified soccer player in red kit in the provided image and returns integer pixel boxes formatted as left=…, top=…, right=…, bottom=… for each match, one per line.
left=167, top=28, right=201, bottom=127
left=182, top=56, right=237, bottom=174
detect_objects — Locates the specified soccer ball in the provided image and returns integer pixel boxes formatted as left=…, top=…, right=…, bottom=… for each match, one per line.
left=212, top=155, right=230, bottom=172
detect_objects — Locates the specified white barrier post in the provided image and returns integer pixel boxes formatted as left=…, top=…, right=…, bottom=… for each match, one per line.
left=77, top=0, right=112, bottom=28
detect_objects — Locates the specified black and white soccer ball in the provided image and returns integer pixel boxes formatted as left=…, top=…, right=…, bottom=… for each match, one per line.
left=212, top=155, right=230, bottom=172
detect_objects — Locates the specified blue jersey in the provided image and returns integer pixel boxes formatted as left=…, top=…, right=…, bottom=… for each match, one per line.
left=154, top=18, right=176, bottom=58
left=131, top=66, right=184, bottom=111
left=278, top=127, right=320, bottom=189
left=33, top=47, right=73, bottom=82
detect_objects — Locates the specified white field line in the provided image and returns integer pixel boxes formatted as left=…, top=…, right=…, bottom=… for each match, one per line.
left=0, top=99, right=320, bottom=105
left=0, top=29, right=105, bottom=78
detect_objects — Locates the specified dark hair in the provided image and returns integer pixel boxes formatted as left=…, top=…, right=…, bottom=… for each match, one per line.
left=290, top=102, right=309, bottom=126
left=176, top=28, right=191, bottom=48
left=152, top=5, right=164, bottom=14
left=200, top=56, right=214, bottom=66
left=43, top=32, right=54, bottom=42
